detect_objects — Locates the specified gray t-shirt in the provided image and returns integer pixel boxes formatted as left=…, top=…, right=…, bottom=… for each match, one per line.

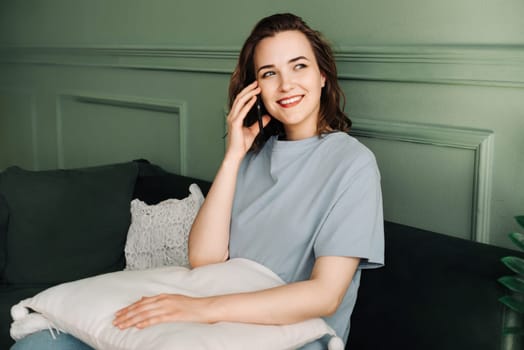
left=229, top=132, right=384, bottom=349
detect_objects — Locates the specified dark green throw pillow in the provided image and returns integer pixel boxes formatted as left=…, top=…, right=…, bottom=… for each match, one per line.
left=0, top=162, right=138, bottom=284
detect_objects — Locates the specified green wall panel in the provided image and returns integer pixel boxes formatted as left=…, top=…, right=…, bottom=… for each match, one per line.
left=359, top=137, right=475, bottom=240
left=1, top=0, right=524, bottom=46
left=0, top=88, right=36, bottom=170
left=1, top=0, right=523, bottom=249
left=57, top=93, right=183, bottom=172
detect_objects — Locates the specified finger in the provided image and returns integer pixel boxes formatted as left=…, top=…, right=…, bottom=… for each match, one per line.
left=115, top=295, right=159, bottom=316
left=235, top=80, right=258, bottom=100
left=229, top=85, right=261, bottom=121
left=261, top=114, right=271, bottom=128
left=114, top=302, right=164, bottom=328
left=229, top=91, right=260, bottom=122
left=114, top=295, right=166, bottom=324
left=134, top=310, right=173, bottom=329
left=115, top=304, right=168, bottom=329
left=246, top=114, right=271, bottom=136
left=233, top=95, right=258, bottom=125
left=231, top=81, right=258, bottom=108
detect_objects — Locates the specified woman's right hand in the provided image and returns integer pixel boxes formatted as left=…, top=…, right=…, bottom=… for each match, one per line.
left=189, top=81, right=269, bottom=268
left=225, top=81, right=270, bottom=160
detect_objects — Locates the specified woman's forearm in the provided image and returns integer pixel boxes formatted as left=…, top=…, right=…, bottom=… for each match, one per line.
left=203, top=256, right=360, bottom=325
left=205, top=280, right=336, bottom=325
left=113, top=257, right=360, bottom=330
left=188, top=155, right=243, bottom=267
left=114, top=277, right=334, bottom=330
left=189, top=81, right=266, bottom=268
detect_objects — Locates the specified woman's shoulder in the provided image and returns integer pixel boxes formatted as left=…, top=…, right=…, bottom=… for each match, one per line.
left=317, top=132, right=380, bottom=185
left=321, top=132, right=377, bottom=163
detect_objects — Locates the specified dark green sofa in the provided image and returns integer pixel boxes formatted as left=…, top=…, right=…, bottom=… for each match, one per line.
left=0, top=160, right=520, bottom=350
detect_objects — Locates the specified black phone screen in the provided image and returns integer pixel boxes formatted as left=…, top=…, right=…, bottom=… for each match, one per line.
left=243, top=96, right=266, bottom=137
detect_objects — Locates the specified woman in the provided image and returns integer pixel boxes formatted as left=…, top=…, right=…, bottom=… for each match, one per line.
left=12, top=13, right=383, bottom=350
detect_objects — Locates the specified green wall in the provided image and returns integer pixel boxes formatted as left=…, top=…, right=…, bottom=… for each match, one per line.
left=1, top=0, right=523, bottom=249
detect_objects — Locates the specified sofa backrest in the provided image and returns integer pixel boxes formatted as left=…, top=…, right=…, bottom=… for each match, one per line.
left=348, top=221, right=519, bottom=350
left=132, top=160, right=211, bottom=204
left=0, top=162, right=139, bottom=285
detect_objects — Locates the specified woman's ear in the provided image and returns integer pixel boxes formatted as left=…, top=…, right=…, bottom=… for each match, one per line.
left=321, top=74, right=326, bottom=88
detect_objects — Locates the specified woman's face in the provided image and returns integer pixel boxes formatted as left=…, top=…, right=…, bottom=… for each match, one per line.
left=254, top=30, right=325, bottom=140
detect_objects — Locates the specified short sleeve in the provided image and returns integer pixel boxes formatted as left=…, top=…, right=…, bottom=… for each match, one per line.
left=313, top=160, right=384, bottom=269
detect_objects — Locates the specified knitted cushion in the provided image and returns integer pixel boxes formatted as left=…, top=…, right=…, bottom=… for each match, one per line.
left=0, top=162, right=138, bottom=284
left=124, top=184, right=204, bottom=270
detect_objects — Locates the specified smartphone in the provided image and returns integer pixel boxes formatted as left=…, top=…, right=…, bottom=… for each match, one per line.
left=243, top=95, right=266, bottom=138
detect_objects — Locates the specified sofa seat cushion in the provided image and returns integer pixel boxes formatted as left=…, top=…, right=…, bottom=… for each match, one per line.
left=0, top=162, right=138, bottom=285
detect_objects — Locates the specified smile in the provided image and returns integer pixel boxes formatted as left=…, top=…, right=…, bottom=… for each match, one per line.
left=277, top=95, right=303, bottom=107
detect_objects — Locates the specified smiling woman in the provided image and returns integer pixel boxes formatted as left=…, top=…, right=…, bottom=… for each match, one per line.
left=11, top=13, right=384, bottom=350
left=228, top=13, right=351, bottom=152
left=254, top=31, right=326, bottom=140
left=187, top=13, right=384, bottom=350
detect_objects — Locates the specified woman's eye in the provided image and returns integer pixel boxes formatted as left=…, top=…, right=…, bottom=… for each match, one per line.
left=295, top=63, right=307, bottom=70
left=261, top=71, right=275, bottom=78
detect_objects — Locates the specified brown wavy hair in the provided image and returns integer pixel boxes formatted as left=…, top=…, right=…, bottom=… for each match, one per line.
left=229, top=13, right=351, bottom=151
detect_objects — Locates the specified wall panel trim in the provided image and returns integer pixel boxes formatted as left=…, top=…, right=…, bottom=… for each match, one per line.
left=351, top=117, right=494, bottom=243
left=55, top=91, right=188, bottom=174
left=336, top=45, right=524, bottom=88
left=2, top=45, right=524, bottom=87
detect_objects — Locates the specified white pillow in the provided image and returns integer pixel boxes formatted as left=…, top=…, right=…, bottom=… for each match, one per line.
left=124, top=183, right=204, bottom=270
left=11, top=258, right=343, bottom=350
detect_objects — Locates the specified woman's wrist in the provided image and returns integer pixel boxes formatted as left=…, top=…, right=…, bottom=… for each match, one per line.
left=197, top=296, right=225, bottom=324
left=222, top=151, right=245, bottom=169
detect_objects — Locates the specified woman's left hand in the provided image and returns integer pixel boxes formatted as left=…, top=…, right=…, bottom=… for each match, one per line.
left=113, top=294, right=210, bottom=330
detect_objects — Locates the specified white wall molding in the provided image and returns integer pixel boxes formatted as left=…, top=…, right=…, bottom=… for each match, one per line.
left=351, top=117, right=494, bottom=243
left=2, top=44, right=524, bottom=87
left=55, top=91, right=188, bottom=174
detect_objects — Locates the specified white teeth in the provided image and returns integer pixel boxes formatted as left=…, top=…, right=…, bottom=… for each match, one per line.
left=279, top=96, right=302, bottom=105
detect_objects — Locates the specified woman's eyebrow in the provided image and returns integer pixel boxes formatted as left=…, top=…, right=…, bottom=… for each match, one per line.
left=288, top=56, right=309, bottom=64
left=256, top=56, right=310, bottom=74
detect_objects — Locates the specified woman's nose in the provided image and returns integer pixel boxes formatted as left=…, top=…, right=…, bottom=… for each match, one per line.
left=278, top=73, right=294, bottom=92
